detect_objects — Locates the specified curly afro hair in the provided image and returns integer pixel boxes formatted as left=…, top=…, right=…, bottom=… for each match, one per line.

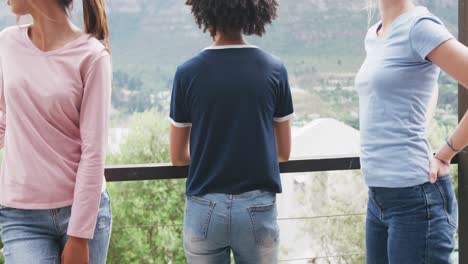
left=185, top=0, right=278, bottom=37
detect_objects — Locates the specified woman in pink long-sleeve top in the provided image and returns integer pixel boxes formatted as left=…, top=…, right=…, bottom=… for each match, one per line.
left=0, top=0, right=112, bottom=263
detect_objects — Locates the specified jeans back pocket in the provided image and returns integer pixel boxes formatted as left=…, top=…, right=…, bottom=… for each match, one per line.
left=248, top=202, right=279, bottom=248
left=184, top=196, right=216, bottom=242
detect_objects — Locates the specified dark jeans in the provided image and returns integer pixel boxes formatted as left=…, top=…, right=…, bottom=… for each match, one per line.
left=366, top=175, right=457, bottom=264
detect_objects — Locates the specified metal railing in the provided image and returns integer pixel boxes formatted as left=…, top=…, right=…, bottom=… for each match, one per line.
left=105, top=156, right=460, bottom=182
left=105, top=155, right=461, bottom=263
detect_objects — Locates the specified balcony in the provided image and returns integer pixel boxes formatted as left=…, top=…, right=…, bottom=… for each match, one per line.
left=103, top=154, right=462, bottom=263
left=0, top=1, right=467, bottom=263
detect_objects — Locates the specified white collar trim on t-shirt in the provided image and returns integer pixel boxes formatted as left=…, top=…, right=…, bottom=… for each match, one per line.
left=203, top=44, right=258, bottom=50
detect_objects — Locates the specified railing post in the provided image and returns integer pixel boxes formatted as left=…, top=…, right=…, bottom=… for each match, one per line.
left=459, top=0, right=468, bottom=262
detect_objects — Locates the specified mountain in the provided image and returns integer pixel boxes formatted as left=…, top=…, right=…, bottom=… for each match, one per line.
left=0, top=0, right=458, bottom=81
left=0, top=0, right=459, bottom=117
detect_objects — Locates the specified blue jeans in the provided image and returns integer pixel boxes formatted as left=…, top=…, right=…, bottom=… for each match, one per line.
left=183, top=190, right=279, bottom=264
left=0, top=190, right=112, bottom=264
left=366, top=175, right=457, bottom=264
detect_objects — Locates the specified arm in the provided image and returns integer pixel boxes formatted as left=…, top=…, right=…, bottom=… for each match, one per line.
left=169, top=67, right=191, bottom=166
left=67, top=53, right=112, bottom=239
left=427, top=39, right=468, bottom=180
left=274, top=120, right=292, bottom=162
left=0, top=63, right=5, bottom=148
left=273, top=64, right=294, bottom=162
left=170, top=125, right=191, bottom=166
left=0, top=112, right=5, bottom=148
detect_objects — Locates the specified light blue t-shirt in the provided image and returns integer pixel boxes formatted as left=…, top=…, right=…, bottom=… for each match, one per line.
left=355, top=6, right=454, bottom=188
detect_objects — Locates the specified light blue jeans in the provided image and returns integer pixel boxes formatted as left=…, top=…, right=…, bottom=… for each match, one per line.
left=183, top=190, right=279, bottom=264
left=0, top=190, right=112, bottom=264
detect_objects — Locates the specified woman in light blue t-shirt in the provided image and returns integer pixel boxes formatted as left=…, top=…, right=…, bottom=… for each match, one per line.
left=356, top=0, right=468, bottom=262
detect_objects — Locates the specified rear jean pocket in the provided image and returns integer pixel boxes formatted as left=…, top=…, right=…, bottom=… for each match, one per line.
left=184, top=195, right=216, bottom=242
left=248, top=202, right=279, bottom=248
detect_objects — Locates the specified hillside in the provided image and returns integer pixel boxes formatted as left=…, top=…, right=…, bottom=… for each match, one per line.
left=0, top=0, right=457, bottom=79
left=0, top=0, right=459, bottom=123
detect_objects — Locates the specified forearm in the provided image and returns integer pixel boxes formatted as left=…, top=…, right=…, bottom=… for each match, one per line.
left=172, top=151, right=190, bottom=166
left=275, top=138, right=289, bottom=163
left=68, top=150, right=106, bottom=238
left=436, top=111, right=468, bottom=161
left=274, top=120, right=292, bottom=163
left=170, top=126, right=191, bottom=166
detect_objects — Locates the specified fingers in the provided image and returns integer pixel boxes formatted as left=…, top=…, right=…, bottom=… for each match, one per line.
left=429, top=159, right=438, bottom=184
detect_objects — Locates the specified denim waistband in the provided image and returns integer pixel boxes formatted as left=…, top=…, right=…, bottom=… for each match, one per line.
left=194, top=190, right=275, bottom=200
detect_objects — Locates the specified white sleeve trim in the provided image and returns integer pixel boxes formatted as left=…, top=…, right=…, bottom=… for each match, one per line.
left=170, top=118, right=192, bottom=128
left=274, top=113, right=295, bottom=122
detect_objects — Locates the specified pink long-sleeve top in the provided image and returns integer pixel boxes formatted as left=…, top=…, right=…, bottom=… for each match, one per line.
left=0, top=26, right=112, bottom=239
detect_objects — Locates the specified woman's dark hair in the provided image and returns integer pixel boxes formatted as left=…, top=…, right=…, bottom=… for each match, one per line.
left=185, top=0, right=278, bottom=37
left=59, top=0, right=110, bottom=48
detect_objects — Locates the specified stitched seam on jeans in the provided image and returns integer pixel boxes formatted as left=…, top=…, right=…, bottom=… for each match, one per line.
left=106, top=190, right=113, bottom=230
left=247, top=207, right=259, bottom=243
left=422, top=185, right=431, bottom=220
left=368, top=196, right=384, bottom=221
left=427, top=218, right=431, bottom=264
left=435, top=182, right=448, bottom=210
left=188, top=195, right=213, bottom=206
left=247, top=204, right=278, bottom=246
left=422, top=184, right=430, bottom=263
left=188, top=200, right=216, bottom=242
left=202, top=203, right=215, bottom=240
left=51, top=210, right=62, bottom=236
left=228, top=199, right=232, bottom=244
left=249, top=204, right=276, bottom=211
left=367, top=204, right=385, bottom=226
left=435, top=182, right=457, bottom=228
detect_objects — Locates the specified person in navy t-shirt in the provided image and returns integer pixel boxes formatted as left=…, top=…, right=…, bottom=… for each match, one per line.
left=170, top=0, right=294, bottom=263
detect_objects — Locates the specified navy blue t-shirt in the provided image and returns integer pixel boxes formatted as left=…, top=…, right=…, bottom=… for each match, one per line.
left=170, top=45, right=294, bottom=196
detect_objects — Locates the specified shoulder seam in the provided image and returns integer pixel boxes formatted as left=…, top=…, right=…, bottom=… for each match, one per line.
left=408, top=15, right=444, bottom=61
left=83, top=53, right=110, bottom=81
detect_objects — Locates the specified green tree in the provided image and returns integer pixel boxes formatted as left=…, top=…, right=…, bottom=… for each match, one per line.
left=106, top=109, right=186, bottom=264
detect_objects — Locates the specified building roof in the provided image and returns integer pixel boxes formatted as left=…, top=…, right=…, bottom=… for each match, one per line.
left=291, top=118, right=360, bottom=159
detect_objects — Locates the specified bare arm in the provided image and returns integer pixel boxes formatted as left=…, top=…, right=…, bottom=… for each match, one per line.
left=429, top=40, right=468, bottom=159
left=427, top=39, right=468, bottom=180
left=274, top=120, right=292, bottom=163
left=170, top=125, right=191, bottom=166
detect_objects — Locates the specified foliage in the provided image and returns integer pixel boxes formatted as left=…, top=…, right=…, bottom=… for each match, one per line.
left=106, top=109, right=186, bottom=264
left=112, top=71, right=168, bottom=114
